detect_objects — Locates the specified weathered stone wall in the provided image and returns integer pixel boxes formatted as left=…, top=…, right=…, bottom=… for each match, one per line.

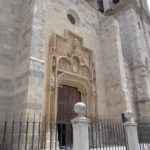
left=0, top=0, right=102, bottom=120
left=98, top=16, right=129, bottom=119
left=13, top=0, right=35, bottom=118
left=0, top=0, right=36, bottom=119
left=0, top=0, right=24, bottom=119
left=115, top=6, right=150, bottom=121
left=98, top=0, right=150, bottom=120
left=137, top=11, right=150, bottom=121
left=25, top=0, right=102, bottom=119
left=1, top=0, right=150, bottom=121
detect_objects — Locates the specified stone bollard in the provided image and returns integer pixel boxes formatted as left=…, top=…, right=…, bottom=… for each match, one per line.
left=124, top=112, right=140, bottom=150
left=71, top=102, right=89, bottom=150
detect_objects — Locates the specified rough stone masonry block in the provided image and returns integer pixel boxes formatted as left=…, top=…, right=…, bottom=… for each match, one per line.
left=99, top=16, right=129, bottom=119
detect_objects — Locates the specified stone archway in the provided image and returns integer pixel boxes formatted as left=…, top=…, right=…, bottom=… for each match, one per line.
left=57, top=72, right=91, bottom=115
left=45, top=30, right=97, bottom=122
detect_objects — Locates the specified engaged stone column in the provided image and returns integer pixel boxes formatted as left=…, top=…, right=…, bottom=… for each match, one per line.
left=124, top=112, right=140, bottom=150
left=71, top=102, right=89, bottom=150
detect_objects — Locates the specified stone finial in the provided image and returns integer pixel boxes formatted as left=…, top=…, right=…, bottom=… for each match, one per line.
left=124, top=111, right=135, bottom=123
left=74, top=102, right=86, bottom=116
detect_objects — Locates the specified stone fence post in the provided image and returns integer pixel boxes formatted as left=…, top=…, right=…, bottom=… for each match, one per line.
left=71, top=102, right=89, bottom=150
left=124, top=112, right=140, bottom=150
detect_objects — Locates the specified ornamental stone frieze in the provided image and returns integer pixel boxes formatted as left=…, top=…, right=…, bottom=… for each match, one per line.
left=49, top=30, right=93, bottom=79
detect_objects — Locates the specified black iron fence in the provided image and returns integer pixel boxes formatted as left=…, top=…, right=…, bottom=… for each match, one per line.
left=138, top=122, right=150, bottom=150
left=89, top=120, right=128, bottom=150
left=0, top=119, right=73, bottom=150
left=0, top=118, right=150, bottom=150
left=0, top=120, right=42, bottom=150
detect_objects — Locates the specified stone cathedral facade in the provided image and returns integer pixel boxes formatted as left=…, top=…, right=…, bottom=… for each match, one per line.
left=0, top=0, right=150, bottom=122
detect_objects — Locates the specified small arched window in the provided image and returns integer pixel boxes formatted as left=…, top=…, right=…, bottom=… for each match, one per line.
left=67, top=14, right=76, bottom=25
left=97, top=0, right=104, bottom=13
left=112, top=0, right=120, bottom=4
left=67, top=9, right=80, bottom=25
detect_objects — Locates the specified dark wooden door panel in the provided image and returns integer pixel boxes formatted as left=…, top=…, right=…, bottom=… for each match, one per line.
left=57, top=85, right=81, bottom=148
left=57, top=85, right=81, bottom=122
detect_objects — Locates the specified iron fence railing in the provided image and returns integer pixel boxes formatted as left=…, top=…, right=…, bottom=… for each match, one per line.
left=89, top=120, right=128, bottom=150
left=0, top=118, right=149, bottom=150
left=0, top=120, right=42, bottom=150
left=138, top=122, right=150, bottom=150
left=0, top=119, right=73, bottom=150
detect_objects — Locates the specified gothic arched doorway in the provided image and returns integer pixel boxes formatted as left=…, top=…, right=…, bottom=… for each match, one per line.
left=44, top=30, right=97, bottom=149
left=45, top=30, right=97, bottom=121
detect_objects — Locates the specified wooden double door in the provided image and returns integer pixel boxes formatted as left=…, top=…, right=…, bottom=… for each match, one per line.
left=57, top=85, right=81, bottom=148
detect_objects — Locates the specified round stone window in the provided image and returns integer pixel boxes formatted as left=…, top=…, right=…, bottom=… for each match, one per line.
left=67, top=9, right=79, bottom=25
left=67, top=14, right=76, bottom=25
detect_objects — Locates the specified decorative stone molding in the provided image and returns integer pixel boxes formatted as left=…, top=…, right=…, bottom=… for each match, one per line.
left=45, top=30, right=97, bottom=121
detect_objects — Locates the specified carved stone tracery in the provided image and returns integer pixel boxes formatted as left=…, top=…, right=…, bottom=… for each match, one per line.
left=46, top=30, right=97, bottom=121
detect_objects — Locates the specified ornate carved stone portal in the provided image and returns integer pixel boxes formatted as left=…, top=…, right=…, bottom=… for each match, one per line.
left=45, top=30, right=97, bottom=122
